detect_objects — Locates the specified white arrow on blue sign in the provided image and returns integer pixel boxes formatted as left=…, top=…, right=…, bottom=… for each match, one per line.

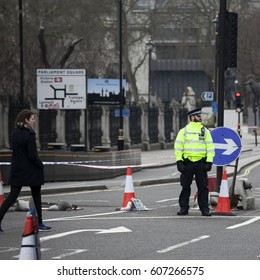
left=201, top=91, right=214, bottom=101
left=210, top=127, right=242, bottom=166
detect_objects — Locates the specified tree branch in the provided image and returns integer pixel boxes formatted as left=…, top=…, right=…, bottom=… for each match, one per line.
left=38, top=26, right=50, bottom=68
left=59, top=38, right=84, bottom=68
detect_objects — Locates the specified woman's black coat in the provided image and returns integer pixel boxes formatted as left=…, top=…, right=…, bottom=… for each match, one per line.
left=8, top=126, right=44, bottom=186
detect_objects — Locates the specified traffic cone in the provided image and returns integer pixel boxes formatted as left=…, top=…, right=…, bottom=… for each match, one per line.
left=120, top=167, right=136, bottom=210
left=0, top=170, right=4, bottom=207
left=213, top=169, right=235, bottom=216
left=19, top=210, right=41, bottom=260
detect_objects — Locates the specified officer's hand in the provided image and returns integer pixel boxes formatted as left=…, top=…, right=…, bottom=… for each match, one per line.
left=177, top=161, right=185, bottom=173
left=203, top=162, right=212, bottom=172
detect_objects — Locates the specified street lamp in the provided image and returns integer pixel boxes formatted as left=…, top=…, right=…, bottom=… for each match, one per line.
left=146, top=37, right=155, bottom=141
left=18, top=0, right=24, bottom=107
left=118, top=0, right=124, bottom=151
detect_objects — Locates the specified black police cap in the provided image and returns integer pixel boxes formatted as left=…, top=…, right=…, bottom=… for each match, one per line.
left=187, top=108, right=202, bottom=117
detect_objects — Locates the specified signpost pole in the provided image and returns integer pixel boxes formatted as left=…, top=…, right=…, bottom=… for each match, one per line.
left=215, top=0, right=227, bottom=191
left=229, top=115, right=241, bottom=207
left=229, top=81, right=242, bottom=199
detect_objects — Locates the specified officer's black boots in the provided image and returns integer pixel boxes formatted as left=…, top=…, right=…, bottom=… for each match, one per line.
left=177, top=209, right=212, bottom=216
left=177, top=209, right=188, bottom=215
left=201, top=211, right=212, bottom=216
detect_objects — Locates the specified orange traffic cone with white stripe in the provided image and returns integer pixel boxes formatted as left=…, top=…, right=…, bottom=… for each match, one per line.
left=213, top=169, right=235, bottom=216
left=19, top=210, right=41, bottom=260
left=0, top=170, right=5, bottom=207
left=120, top=167, right=135, bottom=211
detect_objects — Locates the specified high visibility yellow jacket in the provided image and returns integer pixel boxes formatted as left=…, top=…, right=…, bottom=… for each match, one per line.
left=174, top=122, right=215, bottom=163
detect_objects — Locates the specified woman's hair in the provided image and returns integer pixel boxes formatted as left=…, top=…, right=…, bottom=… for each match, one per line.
left=15, top=109, right=34, bottom=128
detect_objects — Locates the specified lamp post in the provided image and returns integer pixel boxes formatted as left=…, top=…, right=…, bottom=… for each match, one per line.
left=118, top=0, right=124, bottom=150
left=146, top=37, right=154, bottom=142
left=18, top=0, right=24, bottom=107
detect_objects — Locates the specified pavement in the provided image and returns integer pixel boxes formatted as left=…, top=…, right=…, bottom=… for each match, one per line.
left=4, top=125, right=260, bottom=196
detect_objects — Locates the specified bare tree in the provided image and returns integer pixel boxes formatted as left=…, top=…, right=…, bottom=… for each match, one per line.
left=1, top=0, right=260, bottom=109
left=122, top=0, right=152, bottom=103
left=0, top=0, right=115, bottom=105
left=0, top=1, right=20, bottom=102
left=38, top=25, right=84, bottom=69
left=237, top=9, right=260, bottom=82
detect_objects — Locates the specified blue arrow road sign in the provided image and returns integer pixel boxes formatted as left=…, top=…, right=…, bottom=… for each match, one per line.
left=210, top=127, right=242, bottom=166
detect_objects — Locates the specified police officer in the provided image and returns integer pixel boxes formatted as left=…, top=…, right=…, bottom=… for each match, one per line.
left=174, top=108, right=215, bottom=216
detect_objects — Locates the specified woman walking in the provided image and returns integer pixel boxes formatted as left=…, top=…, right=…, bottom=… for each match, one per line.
left=0, top=109, right=51, bottom=232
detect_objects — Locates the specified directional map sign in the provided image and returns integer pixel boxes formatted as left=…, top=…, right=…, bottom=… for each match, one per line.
left=37, top=69, right=86, bottom=109
left=201, top=91, right=214, bottom=101
left=210, top=127, right=242, bottom=166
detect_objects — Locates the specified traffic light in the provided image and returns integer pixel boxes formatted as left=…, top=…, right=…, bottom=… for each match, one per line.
left=235, top=92, right=242, bottom=112
left=224, top=12, right=238, bottom=68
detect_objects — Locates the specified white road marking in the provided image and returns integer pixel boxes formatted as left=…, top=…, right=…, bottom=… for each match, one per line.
left=52, top=249, right=88, bottom=259
left=237, top=161, right=260, bottom=177
left=226, top=217, right=260, bottom=229
left=157, top=235, right=210, bottom=253
left=12, top=248, right=86, bottom=260
left=12, top=248, right=50, bottom=259
left=241, top=209, right=260, bottom=216
left=40, top=226, right=132, bottom=242
left=96, top=226, right=132, bottom=234
left=156, top=198, right=178, bottom=203
left=172, top=203, right=179, bottom=207
left=0, top=247, right=19, bottom=253
left=156, top=197, right=194, bottom=204
left=44, top=210, right=125, bottom=222
left=43, top=215, right=260, bottom=222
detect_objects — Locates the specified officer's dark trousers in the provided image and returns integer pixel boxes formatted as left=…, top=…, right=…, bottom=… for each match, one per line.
left=179, top=160, right=209, bottom=212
